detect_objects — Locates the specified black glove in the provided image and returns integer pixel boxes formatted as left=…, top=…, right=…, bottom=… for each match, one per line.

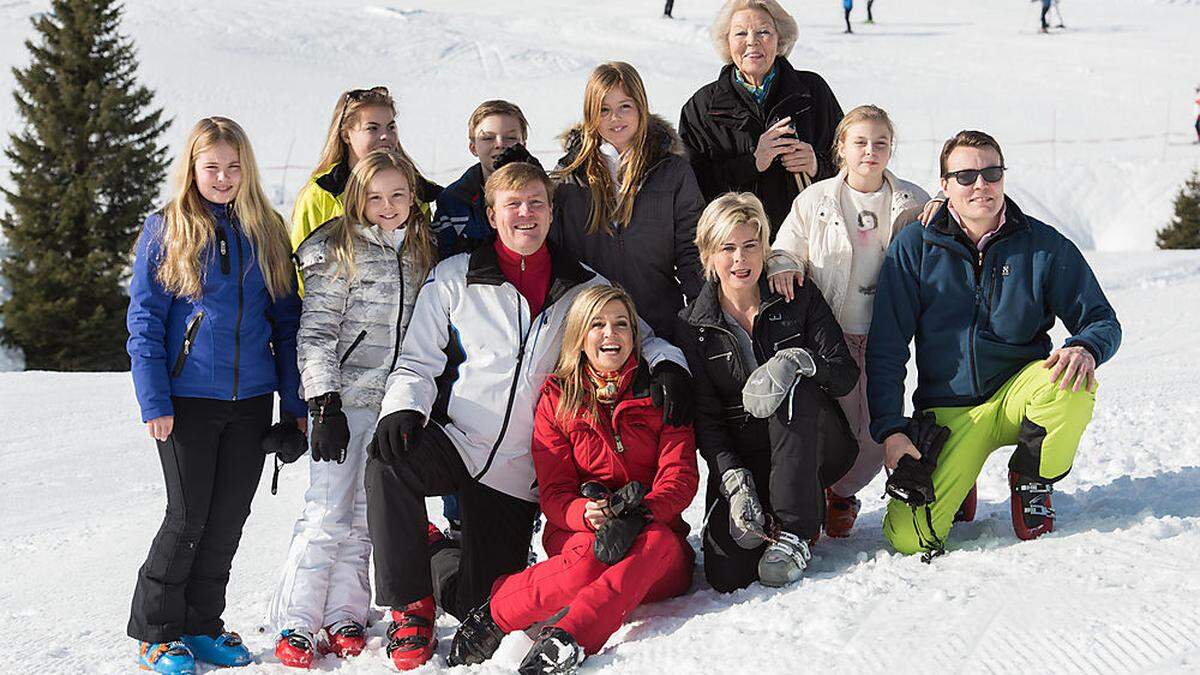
left=650, top=361, right=694, bottom=426
left=308, top=393, right=350, bottom=463
left=583, top=480, right=646, bottom=520
left=262, top=418, right=307, bottom=496
left=885, top=412, right=950, bottom=506
left=262, top=419, right=307, bottom=463
left=593, top=505, right=650, bottom=565
left=492, top=143, right=542, bottom=172
left=370, top=409, right=424, bottom=464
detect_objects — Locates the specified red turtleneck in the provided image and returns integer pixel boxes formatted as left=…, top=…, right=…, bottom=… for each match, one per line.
left=493, top=238, right=552, bottom=318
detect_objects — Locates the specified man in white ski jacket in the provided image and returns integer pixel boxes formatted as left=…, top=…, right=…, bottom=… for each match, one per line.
left=363, top=162, right=693, bottom=670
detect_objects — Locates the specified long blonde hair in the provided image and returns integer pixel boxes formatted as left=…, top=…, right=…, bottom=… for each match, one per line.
left=552, top=285, right=641, bottom=424
left=556, top=62, right=653, bottom=236
left=327, top=149, right=436, bottom=281
left=308, top=87, right=424, bottom=179
left=154, top=117, right=293, bottom=301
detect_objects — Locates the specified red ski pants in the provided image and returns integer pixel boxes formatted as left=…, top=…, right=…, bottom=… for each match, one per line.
left=489, top=522, right=693, bottom=654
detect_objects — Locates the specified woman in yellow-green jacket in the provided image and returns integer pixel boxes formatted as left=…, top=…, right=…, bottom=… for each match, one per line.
left=291, top=87, right=441, bottom=253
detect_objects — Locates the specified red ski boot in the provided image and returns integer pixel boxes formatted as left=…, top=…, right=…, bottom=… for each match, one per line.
left=386, top=596, right=437, bottom=671
left=954, top=483, right=978, bottom=523
left=1009, top=471, right=1054, bottom=540
left=824, top=489, right=861, bottom=538
left=321, top=620, right=365, bottom=658
left=275, top=630, right=316, bottom=669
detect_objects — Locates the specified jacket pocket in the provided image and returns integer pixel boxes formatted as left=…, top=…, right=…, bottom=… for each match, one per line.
left=773, top=331, right=806, bottom=352
left=339, top=329, right=368, bottom=368
left=171, top=312, right=205, bottom=377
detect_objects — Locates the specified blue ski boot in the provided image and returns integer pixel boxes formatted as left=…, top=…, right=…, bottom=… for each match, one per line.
left=137, top=640, right=195, bottom=674
left=182, top=631, right=253, bottom=667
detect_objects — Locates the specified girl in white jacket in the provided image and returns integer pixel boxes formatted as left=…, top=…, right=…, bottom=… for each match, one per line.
left=267, top=149, right=436, bottom=668
left=767, top=105, right=930, bottom=538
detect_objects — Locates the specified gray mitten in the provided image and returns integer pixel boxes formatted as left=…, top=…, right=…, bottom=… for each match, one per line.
left=742, top=347, right=817, bottom=419
left=720, top=468, right=767, bottom=549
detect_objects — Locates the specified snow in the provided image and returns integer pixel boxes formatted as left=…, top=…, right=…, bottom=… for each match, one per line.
left=1, top=0, right=1199, bottom=672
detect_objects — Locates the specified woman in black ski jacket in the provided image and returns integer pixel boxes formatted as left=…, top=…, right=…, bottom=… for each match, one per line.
left=552, top=61, right=705, bottom=340
left=679, top=0, right=843, bottom=234
left=675, top=192, right=858, bottom=593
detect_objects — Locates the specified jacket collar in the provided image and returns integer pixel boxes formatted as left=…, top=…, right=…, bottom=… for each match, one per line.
left=709, top=56, right=810, bottom=120
left=315, top=161, right=442, bottom=204
left=555, top=114, right=685, bottom=180
left=681, top=275, right=780, bottom=329
left=314, top=161, right=351, bottom=197
left=928, top=195, right=1030, bottom=247
left=443, top=163, right=485, bottom=206
left=465, top=239, right=596, bottom=303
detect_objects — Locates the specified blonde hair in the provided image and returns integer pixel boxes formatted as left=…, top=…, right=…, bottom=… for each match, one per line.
left=833, top=104, right=896, bottom=171
left=553, top=285, right=641, bottom=424
left=294, top=87, right=426, bottom=218
left=468, top=100, right=529, bottom=141
left=554, top=62, right=653, bottom=235
left=326, top=149, right=436, bottom=282
left=695, top=192, right=772, bottom=280
left=154, top=117, right=294, bottom=301
left=484, top=161, right=556, bottom=209
left=710, top=0, right=799, bottom=64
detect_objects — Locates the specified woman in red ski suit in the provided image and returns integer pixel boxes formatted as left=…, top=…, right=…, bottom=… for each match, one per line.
left=466, top=284, right=698, bottom=667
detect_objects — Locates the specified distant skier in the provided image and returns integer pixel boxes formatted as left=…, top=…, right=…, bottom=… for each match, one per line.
left=1193, top=85, right=1200, bottom=144
left=866, top=0, right=875, bottom=24
left=664, top=0, right=674, bottom=18
left=843, top=0, right=853, bottom=33
left=1039, top=0, right=1052, bottom=33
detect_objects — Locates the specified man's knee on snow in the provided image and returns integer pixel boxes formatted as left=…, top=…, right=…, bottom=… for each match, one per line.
left=883, top=503, right=946, bottom=556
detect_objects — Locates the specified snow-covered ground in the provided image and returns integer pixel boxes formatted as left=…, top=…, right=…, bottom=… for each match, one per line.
left=1, top=0, right=1199, bottom=672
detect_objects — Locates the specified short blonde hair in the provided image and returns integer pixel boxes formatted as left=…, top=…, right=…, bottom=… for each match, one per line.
left=710, top=0, right=799, bottom=64
left=484, top=161, right=556, bottom=209
left=695, top=192, right=772, bottom=280
left=467, top=100, right=529, bottom=141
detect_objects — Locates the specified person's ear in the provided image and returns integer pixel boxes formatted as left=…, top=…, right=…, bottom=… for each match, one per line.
left=487, top=206, right=496, bottom=229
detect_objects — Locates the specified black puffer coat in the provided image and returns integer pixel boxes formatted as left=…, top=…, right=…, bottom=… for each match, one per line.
left=679, top=56, right=843, bottom=235
left=675, top=276, right=858, bottom=476
left=551, top=115, right=705, bottom=340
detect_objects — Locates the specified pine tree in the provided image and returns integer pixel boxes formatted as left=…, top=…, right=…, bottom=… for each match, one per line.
left=0, top=0, right=169, bottom=370
left=1156, top=171, right=1200, bottom=250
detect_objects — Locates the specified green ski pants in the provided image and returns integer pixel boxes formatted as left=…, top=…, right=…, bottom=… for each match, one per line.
left=883, top=360, right=1096, bottom=555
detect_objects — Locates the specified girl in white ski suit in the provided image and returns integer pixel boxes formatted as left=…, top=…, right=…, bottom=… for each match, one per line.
left=266, top=149, right=436, bottom=665
left=767, top=105, right=929, bottom=537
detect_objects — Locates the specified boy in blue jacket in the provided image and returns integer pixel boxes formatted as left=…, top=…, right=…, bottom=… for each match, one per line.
left=433, top=100, right=537, bottom=258
left=866, top=130, right=1121, bottom=556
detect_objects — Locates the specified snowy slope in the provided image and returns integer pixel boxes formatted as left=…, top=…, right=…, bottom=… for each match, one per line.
left=3, top=251, right=1199, bottom=674
left=1, top=0, right=1200, bottom=672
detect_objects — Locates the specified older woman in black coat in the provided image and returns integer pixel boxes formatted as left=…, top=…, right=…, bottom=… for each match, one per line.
left=679, top=0, right=844, bottom=235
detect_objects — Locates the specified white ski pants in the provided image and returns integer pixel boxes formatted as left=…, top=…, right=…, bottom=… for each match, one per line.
left=266, top=405, right=377, bottom=633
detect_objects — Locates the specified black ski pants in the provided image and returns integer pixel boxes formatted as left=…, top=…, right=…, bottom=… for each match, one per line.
left=128, top=395, right=272, bottom=642
left=365, top=422, right=539, bottom=621
left=663, top=0, right=674, bottom=17
left=702, top=380, right=857, bottom=593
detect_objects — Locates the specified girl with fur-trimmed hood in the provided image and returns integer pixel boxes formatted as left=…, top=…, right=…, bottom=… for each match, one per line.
left=551, top=61, right=705, bottom=340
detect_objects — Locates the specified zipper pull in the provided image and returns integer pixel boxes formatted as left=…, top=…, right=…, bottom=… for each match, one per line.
left=614, top=431, right=625, bottom=453
left=220, top=239, right=227, bottom=256
left=520, top=256, right=526, bottom=272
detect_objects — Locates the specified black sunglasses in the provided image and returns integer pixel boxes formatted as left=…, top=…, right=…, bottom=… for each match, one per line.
left=337, top=86, right=390, bottom=130
left=943, top=166, right=1005, bottom=186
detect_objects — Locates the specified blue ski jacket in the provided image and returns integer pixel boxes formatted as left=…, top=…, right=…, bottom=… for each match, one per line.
left=127, top=201, right=305, bottom=422
left=866, top=197, right=1121, bottom=443
left=433, top=163, right=493, bottom=259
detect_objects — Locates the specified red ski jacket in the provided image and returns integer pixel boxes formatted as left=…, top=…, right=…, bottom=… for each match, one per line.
left=532, top=359, right=699, bottom=545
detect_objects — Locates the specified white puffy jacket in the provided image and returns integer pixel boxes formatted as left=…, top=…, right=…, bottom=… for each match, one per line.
left=380, top=243, right=686, bottom=502
left=768, top=169, right=930, bottom=321
left=295, top=222, right=422, bottom=410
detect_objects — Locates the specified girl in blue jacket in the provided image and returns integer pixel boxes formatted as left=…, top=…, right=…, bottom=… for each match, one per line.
left=126, top=116, right=305, bottom=674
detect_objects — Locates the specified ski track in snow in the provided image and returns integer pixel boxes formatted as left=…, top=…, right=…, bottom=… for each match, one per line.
left=1, top=0, right=1200, bottom=671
